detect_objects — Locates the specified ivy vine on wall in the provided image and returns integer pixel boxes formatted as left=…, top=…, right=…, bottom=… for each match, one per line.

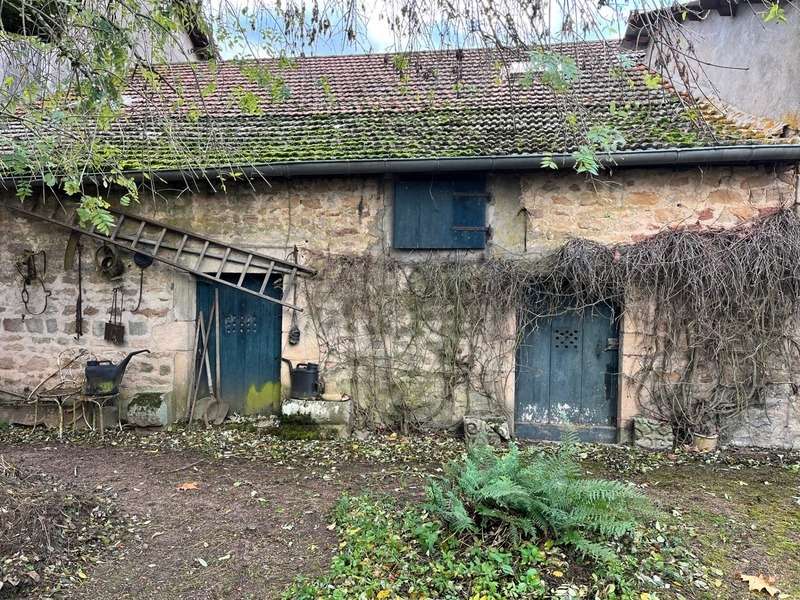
left=304, top=206, right=800, bottom=439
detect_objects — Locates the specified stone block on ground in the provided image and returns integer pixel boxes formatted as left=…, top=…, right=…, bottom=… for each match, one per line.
left=634, top=417, right=674, bottom=450
left=279, top=395, right=352, bottom=439
left=728, top=384, right=799, bottom=449
left=125, top=391, right=173, bottom=427
left=0, top=399, right=117, bottom=431
left=464, top=413, right=511, bottom=447
left=282, top=395, right=352, bottom=425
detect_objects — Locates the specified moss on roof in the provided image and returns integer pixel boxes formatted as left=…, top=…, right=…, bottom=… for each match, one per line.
left=0, top=42, right=787, bottom=176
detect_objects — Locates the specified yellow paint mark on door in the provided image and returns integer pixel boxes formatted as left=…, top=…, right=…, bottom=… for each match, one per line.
left=245, top=381, right=281, bottom=415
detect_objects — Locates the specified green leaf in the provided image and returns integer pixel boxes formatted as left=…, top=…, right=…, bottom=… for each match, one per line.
left=64, top=179, right=81, bottom=195
left=587, top=125, right=626, bottom=153
left=643, top=72, right=662, bottom=90
left=527, top=50, right=580, bottom=92
left=572, top=145, right=600, bottom=176
left=540, top=155, right=559, bottom=170
left=763, top=2, right=787, bottom=22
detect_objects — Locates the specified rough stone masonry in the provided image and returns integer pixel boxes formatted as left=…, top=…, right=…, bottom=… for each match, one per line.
left=0, top=164, right=797, bottom=448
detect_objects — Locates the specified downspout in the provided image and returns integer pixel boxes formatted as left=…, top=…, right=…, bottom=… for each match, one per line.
left=794, top=162, right=800, bottom=217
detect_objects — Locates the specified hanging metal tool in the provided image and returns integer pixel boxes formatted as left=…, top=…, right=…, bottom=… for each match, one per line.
left=132, top=251, right=154, bottom=312
left=5, top=198, right=314, bottom=310
left=287, top=245, right=301, bottom=344
left=64, top=231, right=80, bottom=269
left=104, top=287, right=125, bottom=345
left=76, top=240, right=84, bottom=339
left=14, top=250, right=51, bottom=315
left=95, top=243, right=125, bottom=279
left=64, top=232, right=85, bottom=340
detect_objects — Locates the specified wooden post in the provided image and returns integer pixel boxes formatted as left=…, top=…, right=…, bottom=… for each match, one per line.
left=215, top=288, right=221, bottom=401
left=185, top=315, right=202, bottom=422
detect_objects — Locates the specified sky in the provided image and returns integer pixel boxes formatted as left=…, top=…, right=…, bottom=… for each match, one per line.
left=205, top=0, right=637, bottom=59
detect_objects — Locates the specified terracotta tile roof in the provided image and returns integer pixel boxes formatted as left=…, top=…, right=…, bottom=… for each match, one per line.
left=0, top=41, right=788, bottom=174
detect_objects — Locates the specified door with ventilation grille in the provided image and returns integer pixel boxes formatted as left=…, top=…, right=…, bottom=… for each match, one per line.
left=515, top=304, right=619, bottom=442
left=196, top=274, right=282, bottom=416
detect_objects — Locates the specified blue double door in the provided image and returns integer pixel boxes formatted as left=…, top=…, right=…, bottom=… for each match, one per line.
left=515, top=305, right=619, bottom=442
left=196, top=275, right=283, bottom=415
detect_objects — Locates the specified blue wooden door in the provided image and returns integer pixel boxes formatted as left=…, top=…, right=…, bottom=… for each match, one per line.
left=515, top=305, right=619, bottom=442
left=196, top=274, right=282, bottom=415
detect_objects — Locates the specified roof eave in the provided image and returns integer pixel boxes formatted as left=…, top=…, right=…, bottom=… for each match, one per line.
left=143, top=145, right=800, bottom=182
left=2, top=145, right=799, bottom=188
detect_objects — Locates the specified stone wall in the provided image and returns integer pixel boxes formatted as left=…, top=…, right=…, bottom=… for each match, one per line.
left=1, top=164, right=797, bottom=446
left=728, top=384, right=800, bottom=449
left=0, top=204, right=191, bottom=404
left=516, top=165, right=793, bottom=249
left=0, top=177, right=386, bottom=414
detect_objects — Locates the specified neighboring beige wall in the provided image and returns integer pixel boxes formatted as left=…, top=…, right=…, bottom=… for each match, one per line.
left=645, top=4, right=800, bottom=128
left=0, top=2, right=199, bottom=99
left=0, top=165, right=795, bottom=438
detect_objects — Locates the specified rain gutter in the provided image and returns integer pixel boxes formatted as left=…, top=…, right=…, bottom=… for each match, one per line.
left=3, top=145, right=800, bottom=187
left=144, top=145, right=800, bottom=181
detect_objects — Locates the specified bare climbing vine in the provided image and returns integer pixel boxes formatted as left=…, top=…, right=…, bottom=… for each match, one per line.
left=305, top=205, right=800, bottom=439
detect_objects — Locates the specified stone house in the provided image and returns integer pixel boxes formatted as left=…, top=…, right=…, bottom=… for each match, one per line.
left=1, top=41, right=800, bottom=446
left=625, top=0, right=799, bottom=128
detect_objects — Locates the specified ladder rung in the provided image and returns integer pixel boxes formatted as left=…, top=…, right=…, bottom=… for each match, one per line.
left=152, top=228, right=167, bottom=254
left=194, top=240, right=210, bottom=270
left=258, top=262, right=275, bottom=295
left=175, top=234, right=188, bottom=261
left=237, top=254, right=253, bottom=287
left=109, top=214, right=125, bottom=240
left=215, top=247, right=231, bottom=278
left=131, top=221, right=146, bottom=249
left=5, top=200, right=313, bottom=311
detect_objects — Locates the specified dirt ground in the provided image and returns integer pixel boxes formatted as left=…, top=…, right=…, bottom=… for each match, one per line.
left=1, top=442, right=431, bottom=600
left=637, top=462, right=800, bottom=599
left=2, top=435, right=799, bottom=600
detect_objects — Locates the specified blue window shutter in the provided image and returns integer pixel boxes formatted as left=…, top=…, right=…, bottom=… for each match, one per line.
left=451, top=193, right=488, bottom=249
left=393, top=180, right=422, bottom=249
left=393, top=177, right=487, bottom=250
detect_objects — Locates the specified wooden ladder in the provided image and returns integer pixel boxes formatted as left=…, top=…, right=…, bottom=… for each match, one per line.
left=6, top=197, right=314, bottom=310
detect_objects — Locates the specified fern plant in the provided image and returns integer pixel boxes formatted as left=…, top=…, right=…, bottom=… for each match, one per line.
left=424, top=433, right=652, bottom=563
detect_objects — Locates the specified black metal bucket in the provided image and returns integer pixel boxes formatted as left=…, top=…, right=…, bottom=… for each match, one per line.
left=281, top=359, right=322, bottom=399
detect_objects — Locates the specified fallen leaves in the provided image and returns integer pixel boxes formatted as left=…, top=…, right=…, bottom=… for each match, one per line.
left=0, top=457, right=130, bottom=595
left=176, top=481, right=200, bottom=491
left=740, top=573, right=781, bottom=596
